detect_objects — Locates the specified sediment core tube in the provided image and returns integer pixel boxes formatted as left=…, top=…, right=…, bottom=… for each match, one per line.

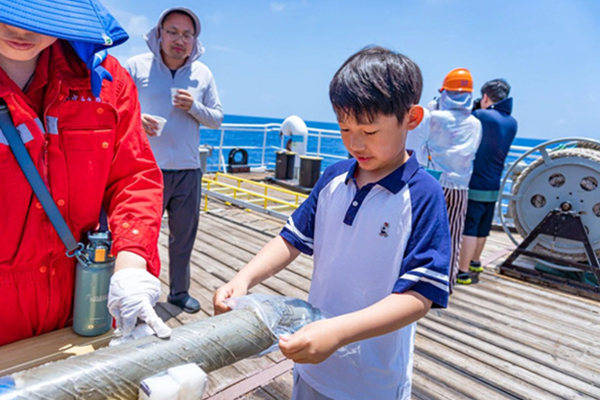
left=0, top=308, right=274, bottom=400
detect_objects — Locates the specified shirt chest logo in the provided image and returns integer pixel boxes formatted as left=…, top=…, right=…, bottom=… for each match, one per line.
left=379, top=222, right=389, bottom=238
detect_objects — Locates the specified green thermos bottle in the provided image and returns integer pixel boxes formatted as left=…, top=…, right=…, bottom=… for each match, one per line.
left=72, top=230, right=115, bottom=336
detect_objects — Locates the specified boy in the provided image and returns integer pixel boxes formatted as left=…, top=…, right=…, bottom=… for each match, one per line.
left=213, top=46, right=450, bottom=399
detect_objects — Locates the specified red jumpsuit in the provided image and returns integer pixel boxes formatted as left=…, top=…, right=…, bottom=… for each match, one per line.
left=0, top=41, right=163, bottom=346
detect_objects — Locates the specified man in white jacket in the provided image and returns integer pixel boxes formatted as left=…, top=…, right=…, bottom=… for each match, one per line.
left=127, top=7, right=224, bottom=313
left=408, top=68, right=481, bottom=290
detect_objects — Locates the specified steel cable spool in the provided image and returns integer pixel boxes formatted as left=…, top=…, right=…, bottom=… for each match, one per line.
left=500, top=138, right=600, bottom=269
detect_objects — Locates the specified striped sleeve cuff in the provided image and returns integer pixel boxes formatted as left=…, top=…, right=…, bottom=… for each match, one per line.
left=393, top=267, right=449, bottom=308
left=280, top=218, right=314, bottom=255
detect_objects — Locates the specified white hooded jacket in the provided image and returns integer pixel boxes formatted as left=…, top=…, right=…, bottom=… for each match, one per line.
left=126, top=7, right=224, bottom=170
left=407, top=91, right=482, bottom=189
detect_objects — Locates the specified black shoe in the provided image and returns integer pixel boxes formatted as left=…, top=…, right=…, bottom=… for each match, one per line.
left=168, top=293, right=201, bottom=313
left=456, top=272, right=472, bottom=285
left=469, top=260, right=483, bottom=273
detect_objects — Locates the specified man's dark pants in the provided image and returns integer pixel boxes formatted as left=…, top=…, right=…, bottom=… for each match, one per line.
left=162, top=168, right=202, bottom=298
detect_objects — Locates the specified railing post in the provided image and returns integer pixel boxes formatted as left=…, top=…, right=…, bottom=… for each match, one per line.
left=204, top=181, right=211, bottom=211
left=218, top=128, right=226, bottom=172
left=317, top=129, right=322, bottom=157
left=261, top=127, right=267, bottom=169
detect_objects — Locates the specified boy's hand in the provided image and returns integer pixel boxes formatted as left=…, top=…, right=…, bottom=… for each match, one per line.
left=278, top=319, right=343, bottom=364
left=212, top=280, right=249, bottom=315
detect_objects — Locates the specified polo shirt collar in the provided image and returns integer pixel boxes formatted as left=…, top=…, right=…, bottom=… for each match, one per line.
left=344, top=150, right=420, bottom=194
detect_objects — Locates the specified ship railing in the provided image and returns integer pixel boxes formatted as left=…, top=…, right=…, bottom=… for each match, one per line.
left=202, top=123, right=539, bottom=172
left=201, top=123, right=347, bottom=173
left=202, top=173, right=308, bottom=220
left=201, top=122, right=542, bottom=227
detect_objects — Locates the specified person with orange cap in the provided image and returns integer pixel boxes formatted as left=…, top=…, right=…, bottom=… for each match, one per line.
left=408, top=68, right=481, bottom=290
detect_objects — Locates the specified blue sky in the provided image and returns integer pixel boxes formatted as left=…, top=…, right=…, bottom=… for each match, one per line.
left=103, top=0, right=600, bottom=140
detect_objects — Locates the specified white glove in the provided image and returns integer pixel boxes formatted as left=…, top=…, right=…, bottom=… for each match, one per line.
left=108, top=323, right=155, bottom=347
left=107, top=268, right=172, bottom=343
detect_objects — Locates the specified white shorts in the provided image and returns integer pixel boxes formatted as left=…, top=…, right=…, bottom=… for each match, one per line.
left=291, top=369, right=334, bottom=400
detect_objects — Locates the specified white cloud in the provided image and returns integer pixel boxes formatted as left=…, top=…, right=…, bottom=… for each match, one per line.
left=205, top=13, right=224, bottom=26
left=101, top=1, right=152, bottom=37
left=127, top=15, right=152, bottom=37
left=271, top=2, right=286, bottom=12
left=270, top=1, right=312, bottom=14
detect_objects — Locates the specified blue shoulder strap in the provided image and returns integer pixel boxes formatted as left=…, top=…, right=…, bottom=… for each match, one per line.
left=0, top=101, right=88, bottom=262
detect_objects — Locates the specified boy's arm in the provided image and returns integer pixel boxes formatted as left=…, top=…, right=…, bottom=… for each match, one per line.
left=213, top=236, right=301, bottom=314
left=279, top=291, right=431, bottom=364
left=214, top=161, right=331, bottom=314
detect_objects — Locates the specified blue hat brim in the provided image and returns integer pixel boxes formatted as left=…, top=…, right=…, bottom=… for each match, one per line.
left=0, top=0, right=128, bottom=49
left=0, top=0, right=129, bottom=97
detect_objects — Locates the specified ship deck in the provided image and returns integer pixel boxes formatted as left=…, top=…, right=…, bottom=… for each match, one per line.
left=1, top=174, right=599, bottom=399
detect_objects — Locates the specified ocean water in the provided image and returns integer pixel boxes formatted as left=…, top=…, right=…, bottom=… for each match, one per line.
left=200, top=114, right=546, bottom=173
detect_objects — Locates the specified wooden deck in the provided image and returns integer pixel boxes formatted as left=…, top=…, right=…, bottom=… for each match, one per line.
left=159, top=195, right=600, bottom=400
left=1, top=186, right=600, bottom=399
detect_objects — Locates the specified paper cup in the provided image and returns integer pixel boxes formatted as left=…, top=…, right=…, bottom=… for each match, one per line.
left=152, top=116, right=167, bottom=136
left=171, top=88, right=182, bottom=106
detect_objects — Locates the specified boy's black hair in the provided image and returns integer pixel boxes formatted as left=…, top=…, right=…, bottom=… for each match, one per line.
left=329, top=46, right=422, bottom=124
left=481, top=79, right=511, bottom=103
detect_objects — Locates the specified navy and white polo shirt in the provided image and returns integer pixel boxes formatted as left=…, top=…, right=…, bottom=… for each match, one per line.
left=280, top=153, right=450, bottom=400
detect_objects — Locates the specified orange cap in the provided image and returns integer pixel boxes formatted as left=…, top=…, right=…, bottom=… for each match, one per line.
left=440, top=68, right=473, bottom=92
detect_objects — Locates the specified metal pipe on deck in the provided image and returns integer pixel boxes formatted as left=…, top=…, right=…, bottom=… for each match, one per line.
left=0, top=301, right=286, bottom=399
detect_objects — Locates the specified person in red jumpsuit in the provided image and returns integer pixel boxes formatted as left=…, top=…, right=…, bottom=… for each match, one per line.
left=0, top=0, right=170, bottom=346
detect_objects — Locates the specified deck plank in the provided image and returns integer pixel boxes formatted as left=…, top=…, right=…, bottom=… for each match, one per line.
left=259, top=371, right=295, bottom=400
left=413, top=353, right=512, bottom=400
left=418, top=318, right=599, bottom=398
left=451, top=286, right=600, bottom=356
left=415, top=335, right=565, bottom=400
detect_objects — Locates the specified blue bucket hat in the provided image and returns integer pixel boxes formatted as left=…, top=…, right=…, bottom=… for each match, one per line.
left=0, top=0, right=129, bottom=96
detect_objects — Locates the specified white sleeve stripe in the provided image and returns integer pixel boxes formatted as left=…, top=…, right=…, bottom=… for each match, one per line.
left=400, top=275, right=449, bottom=293
left=284, top=219, right=314, bottom=249
left=406, top=267, right=449, bottom=282
left=286, top=218, right=314, bottom=243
